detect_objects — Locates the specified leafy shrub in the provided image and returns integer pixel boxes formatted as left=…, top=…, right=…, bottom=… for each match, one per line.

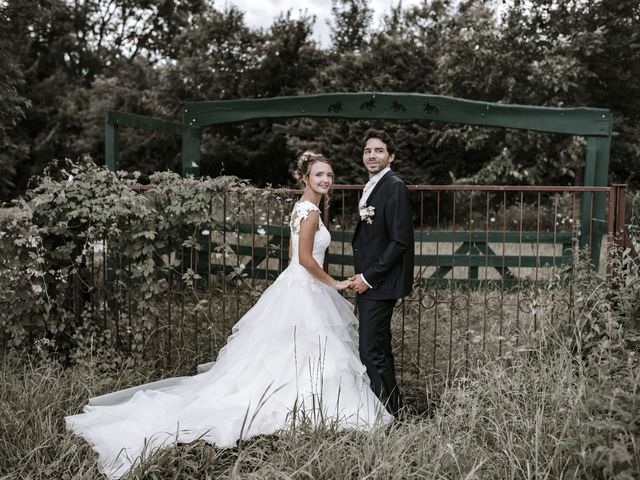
left=0, top=158, right=293, bottom=368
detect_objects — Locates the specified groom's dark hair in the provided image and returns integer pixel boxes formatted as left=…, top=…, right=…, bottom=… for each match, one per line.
left=361, top=129, right=396, bottom=156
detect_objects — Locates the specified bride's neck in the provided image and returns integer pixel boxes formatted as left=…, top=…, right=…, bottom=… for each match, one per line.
left=299, top=193, right=321, bottom=207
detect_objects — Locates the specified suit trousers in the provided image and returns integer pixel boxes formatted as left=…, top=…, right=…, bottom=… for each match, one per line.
left=357, top=297, right=402, bottom=416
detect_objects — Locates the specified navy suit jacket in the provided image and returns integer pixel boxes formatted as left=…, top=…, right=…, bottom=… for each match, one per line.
left=352, top=171, right=414, bottom=301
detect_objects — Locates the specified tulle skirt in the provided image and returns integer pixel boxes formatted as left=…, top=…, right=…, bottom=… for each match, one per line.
left=65, top=263, right=392, bottom=478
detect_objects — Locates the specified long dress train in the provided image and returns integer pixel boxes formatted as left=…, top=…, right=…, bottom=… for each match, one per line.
left=65, top=200, right=392, bottom=479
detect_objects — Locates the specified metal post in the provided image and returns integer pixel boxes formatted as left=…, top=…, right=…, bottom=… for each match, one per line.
left=181, top=130, right=202, bottom=177
left=105, top=116, right=118, bottom=171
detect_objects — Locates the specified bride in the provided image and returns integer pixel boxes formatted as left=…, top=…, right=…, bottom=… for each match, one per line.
left=65, top=151, right=393, bottom=478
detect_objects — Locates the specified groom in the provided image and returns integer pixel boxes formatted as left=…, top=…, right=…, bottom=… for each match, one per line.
left=349, top=128, right=414, bottom=416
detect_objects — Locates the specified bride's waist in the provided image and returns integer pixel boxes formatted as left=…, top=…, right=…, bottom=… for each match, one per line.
left=280, top=261, right=324, bottom=282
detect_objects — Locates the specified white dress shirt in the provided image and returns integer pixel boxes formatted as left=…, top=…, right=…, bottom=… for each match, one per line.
left=359, top=167, right=391, bottom=209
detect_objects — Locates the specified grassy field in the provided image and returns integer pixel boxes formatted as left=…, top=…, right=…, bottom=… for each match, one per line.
left=1, top=297, right=638, bottom=480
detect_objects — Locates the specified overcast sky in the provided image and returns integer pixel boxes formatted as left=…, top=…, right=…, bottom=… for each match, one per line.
left=226, top=0, right=424, bottom=48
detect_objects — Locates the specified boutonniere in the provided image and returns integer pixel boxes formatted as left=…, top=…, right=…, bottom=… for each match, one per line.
left=359, top=205, right=375, bottom=224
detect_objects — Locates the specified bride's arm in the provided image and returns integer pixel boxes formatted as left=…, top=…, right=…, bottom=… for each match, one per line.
left=297, top=211, right=350, bottom=290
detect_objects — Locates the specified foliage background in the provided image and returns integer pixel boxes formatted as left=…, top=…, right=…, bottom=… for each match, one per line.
left=1, top=0, right=639, bottom=201
left=1, top=3, right=639, bottom=475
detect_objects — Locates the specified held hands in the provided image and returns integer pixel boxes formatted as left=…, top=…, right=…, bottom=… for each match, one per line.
left=335, top=279, right=353, bottom=291
left=334, top=275, right=370, bottom=293
left=348, top=274, right=370, bottom=294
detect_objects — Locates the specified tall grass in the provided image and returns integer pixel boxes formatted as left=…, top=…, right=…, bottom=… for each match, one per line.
left=2, top=286, right=638, bottom=480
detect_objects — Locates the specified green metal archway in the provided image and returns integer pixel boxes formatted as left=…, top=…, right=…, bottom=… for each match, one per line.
left=104, top=92, right=612, bottom=259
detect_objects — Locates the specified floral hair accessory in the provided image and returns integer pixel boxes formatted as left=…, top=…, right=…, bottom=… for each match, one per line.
left=359, top=205, right=375, bottom=224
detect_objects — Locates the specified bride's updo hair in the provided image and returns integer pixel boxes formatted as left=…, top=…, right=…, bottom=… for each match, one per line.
left=293, top=151, right=332, bottom=187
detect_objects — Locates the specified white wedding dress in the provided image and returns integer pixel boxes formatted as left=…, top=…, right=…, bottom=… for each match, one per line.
left=65, top=200, right=392, bottom=479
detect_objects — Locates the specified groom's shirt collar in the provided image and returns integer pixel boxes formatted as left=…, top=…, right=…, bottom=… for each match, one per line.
left=360, top=167, right=391, bottom=208
left=368, top=166, right=391, bottom=185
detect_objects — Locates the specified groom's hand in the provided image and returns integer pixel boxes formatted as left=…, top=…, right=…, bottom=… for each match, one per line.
left=349, top=274, right=370, bottom=294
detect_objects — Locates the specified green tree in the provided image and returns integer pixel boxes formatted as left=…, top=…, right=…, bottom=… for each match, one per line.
left=252, top=11, right=325, bottom=98
left=330, top=0, right=372, bottom=53
left=1, top=0, right=213, bottom=198
left=0, top=3, right=31, bottom=199
left=3, top=0, right=640, bottom=199
left=574, top=0, right=640, bottom=184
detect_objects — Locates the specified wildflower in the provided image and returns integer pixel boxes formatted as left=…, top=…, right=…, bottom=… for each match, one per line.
left=91, top=240, right=106, bottom=254
left=34, top=337, right=50, bottom=351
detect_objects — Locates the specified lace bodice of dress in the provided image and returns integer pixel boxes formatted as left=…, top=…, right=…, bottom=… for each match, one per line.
left=290, top=201, right=330, bottom=267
